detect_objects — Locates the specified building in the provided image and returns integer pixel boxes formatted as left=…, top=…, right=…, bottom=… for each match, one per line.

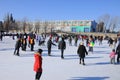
left=3, top=19, right=97, bottom=33
left=70, top=20, right=97, bottom=32
left=39, top=20, right=97, bottom=33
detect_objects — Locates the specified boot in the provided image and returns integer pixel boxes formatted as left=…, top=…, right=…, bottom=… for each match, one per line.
left=83, top=63, right=85, bottom=65
left=61, top=55, right=64, bottom=59
left=79, top=61, right=81, bottom=64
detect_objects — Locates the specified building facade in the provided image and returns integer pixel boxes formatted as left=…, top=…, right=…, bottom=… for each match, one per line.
left=37, top=20, right=97, bottom=33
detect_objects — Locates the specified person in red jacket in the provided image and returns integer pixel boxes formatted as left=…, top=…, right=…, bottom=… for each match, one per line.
left=33, top=49, right=43, bottom=80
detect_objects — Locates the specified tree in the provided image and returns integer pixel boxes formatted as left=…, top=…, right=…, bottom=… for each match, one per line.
left=0, top=21, right=3, bottom=31
left=3, top=13, right=10, bottom=32
left=50, top=21, right=55, bottom=33
left=3, top=13, right=16, bottom=32
left=27, top=22, right=33, bottom=33
left=97, top=14, right=110, bottom=32
left=34, top=21, right=40, bottom=34
left=22, top=18, right=29, bottom=33
left=117, top=19, right=120, bottom=32
left=43, top=21, right=48, bottom=38
left=109, top=16, right=120, bottom=32
left=14, top=21, right=19, bottom=32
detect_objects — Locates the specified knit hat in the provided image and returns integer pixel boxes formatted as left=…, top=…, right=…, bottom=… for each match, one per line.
left=38, top=49, right=43, bottom=53
left=80, top=42, right=84, bottom=45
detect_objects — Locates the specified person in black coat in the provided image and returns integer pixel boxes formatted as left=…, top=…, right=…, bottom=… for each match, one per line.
left=14, top=38, right=21, bottom=56
left=58, top=38, right=66, bottom=59
left=47, top=38, right=56, bottom=56
left=108, top=37, right=113, bottom=47
left=77, top=42, right=88, bottom=65
left=21, top=38, right=27, bottom=51
left=69, top=36, right=72, bottom=46
left=116, top=44, right=120, bottom=63
left=74, top=35, right=78, bottom=46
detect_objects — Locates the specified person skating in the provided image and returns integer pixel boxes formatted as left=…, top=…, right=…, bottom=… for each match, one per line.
left=88, top=41, right=94, bottom=53
left=21, top=38, right=27, bottom=51
left=74, top=35, right=78, bottom=46
left=29, top=37, right=35, bottom=51
left=33, top=49, right=43, bottom=80
left=116, top=44, right=120, bottom=63
left=69, top=36, right=72, bottom=46
left=108, top=37, right=114, bottom=48
left=77, top=42, right=88, bottom=65
left=14, top=38, right=21, bottom=56
left=47, top=38, right=56, bottom=56
left=86, top=38, right=89, bottom=47
left=109, top=49, right=116, bottom=64
left=58, top=38, right=66, bottom=59
left=88, top=36, right=95, bottom=53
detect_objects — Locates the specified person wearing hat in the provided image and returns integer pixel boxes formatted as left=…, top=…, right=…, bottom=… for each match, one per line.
left=77, top=42, right=88, bottom=65
left=33, top=49, right=43, bottom=80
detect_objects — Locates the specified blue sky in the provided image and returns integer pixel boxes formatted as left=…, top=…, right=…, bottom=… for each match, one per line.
left=0, top=0, right=120, bottom=21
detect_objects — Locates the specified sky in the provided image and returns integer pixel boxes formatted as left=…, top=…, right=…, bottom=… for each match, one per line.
left=0, top=0, right=120, bottom=21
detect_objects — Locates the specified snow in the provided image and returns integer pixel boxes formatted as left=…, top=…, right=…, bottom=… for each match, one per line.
left=0, top=36, right=120, bottom=80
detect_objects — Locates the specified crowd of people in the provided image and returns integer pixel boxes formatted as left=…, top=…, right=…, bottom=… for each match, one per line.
left=11, top=32, right=120, bottom=64
left=1, top=32, right=120, bottom=80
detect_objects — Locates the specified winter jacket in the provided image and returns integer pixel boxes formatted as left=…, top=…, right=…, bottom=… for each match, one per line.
left=15, top=39, right=21, bottom=49
left=77, top=45, right=88, bottom=58
left=33, top=52, right=42, bottom=72
left=47, top=39, right=56, bottom=48
left=108, top=38, right=113, bottom=44
left=21, top=38, right=27, bottom=46
left=116, top=44, right=120, bottom=55
left=29, top=38, right=35, bottom=45
left=58, top=40, right=66, bottom=50
left=109, top=52, right=116, bottom=58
